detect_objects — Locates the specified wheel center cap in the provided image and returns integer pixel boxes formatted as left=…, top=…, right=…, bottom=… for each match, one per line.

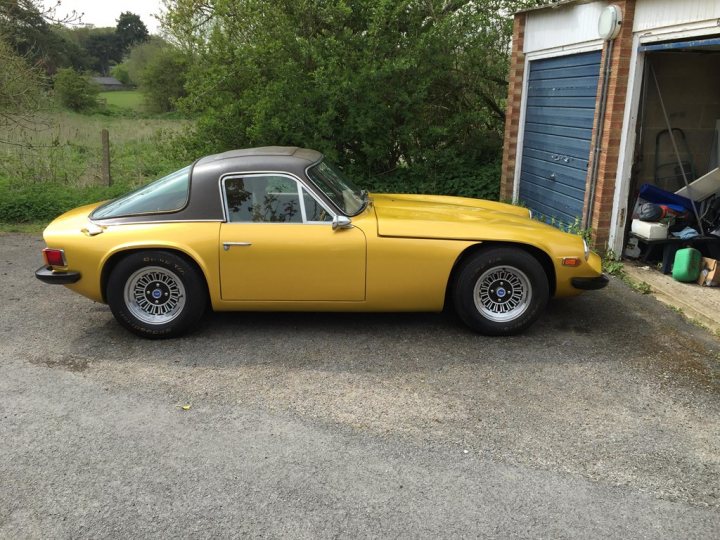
left=151, top=289, right=163, bottom=299
left=496, top=287, right=506, bottom=298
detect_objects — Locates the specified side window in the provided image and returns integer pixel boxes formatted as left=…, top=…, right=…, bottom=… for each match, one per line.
left=302, top=188, right=332, bottom=222
left=225, top=176, right=302, bottom=223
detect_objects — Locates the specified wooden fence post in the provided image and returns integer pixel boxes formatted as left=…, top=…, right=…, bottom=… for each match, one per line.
left=101, top=129, right=112, bottom=186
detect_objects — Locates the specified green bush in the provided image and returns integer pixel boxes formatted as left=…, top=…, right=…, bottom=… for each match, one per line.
left=362, top=158, right=501, bottom=200
left=0, top=177, right=131, bottom=222
left=164, top=0, right=513, bottom=200
left=0, top=38, right=45, bottom=127
left=110, top=64, right=131, bottom=85
left=0, top=157, right=499, bottom=225
left=54, top=68, right=99, bottom=112
left=140, top=49, right=189, bottom=113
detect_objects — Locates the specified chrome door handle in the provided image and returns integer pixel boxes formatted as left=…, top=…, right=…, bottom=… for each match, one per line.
left=223, top=242, right=252, bottom=251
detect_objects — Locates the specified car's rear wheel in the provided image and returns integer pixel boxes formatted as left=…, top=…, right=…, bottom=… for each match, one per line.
left=107, top=250, right=207, bottom=338
left=453, top=247, right=549, bottom=336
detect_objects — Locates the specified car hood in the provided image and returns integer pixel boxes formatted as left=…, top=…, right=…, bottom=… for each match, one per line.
left=371, top=194, right=563, bottom=243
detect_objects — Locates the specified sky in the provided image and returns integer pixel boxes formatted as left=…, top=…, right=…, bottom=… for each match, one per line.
left=42, top=0, right=165, bottom=34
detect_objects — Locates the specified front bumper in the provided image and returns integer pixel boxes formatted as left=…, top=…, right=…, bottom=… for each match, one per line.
left=35, top=266, right=81, bottom=285
left=571, top=274, right=609, bottom=291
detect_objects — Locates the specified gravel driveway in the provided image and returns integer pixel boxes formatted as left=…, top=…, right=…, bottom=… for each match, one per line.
left=1, top=233, right=719, bottom=538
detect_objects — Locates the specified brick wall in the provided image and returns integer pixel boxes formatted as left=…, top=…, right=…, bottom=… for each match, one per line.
left=499, top=13, right=526, bottom=202
left=585, top=0, right=636, bottom=248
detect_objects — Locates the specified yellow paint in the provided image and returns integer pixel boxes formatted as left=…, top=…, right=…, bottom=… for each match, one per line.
left=219, top=222, right=366, bottom=301
left=42, top=194, right=604, bottom=311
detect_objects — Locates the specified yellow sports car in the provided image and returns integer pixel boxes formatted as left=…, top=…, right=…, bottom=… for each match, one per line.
left=36, top=147, right=607, bottom=338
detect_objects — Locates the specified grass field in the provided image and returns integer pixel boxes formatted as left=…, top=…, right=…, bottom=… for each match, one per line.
left=0, top=108, right=192, bottom=223
left=98, top=90, right=145, bottom=110
left=0, top=110, right=189, bottom=186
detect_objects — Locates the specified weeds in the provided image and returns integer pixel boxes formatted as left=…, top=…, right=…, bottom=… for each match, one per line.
left=565, top=217, right=593, bottom=246
left=631, top=280, right=652, bottom=295
left=602, top=250, right=651, bottom=294
left=0, top=175, right=130, bottom=222
left=522, top=210, right=595, bottom=247
left=603, top=250, right=625, bottom=276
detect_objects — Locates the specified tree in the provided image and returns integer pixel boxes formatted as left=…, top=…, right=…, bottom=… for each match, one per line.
left=116, top=11, right=149, bottom=50
left=83, top=30, right=123, bottom=75
left=52, top=25, right=97, bottom=71
left=0, top=36, right=43, bottom=137
left=0, top=0, right=86, bottom=73
left=120, top=36, right=170, bottom=85
left=159, top=0, right=546, bottom=197
left=54, top=68, right=99, bottom=111
left=140, top=48, right=189, bottom=112
left=110, top=63, right=131, bottom=85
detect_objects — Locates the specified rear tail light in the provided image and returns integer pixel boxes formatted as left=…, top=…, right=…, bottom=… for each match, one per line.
left=42, top=248, right=67, bottom=267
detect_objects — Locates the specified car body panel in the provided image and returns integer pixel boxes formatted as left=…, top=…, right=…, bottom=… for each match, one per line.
left=370, top=194, right=601, bottom=297
left=219, top=221, right=367, bottom=301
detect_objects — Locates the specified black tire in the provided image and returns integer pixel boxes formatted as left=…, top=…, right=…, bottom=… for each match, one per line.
left=453, top=247, right=549, bottom=336
left=106, top=250, right=207, bottom=339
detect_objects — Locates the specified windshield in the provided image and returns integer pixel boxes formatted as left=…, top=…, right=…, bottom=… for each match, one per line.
left=306, top=159, right=366, bottom=216
left=91, top=166, right=191, bottom=219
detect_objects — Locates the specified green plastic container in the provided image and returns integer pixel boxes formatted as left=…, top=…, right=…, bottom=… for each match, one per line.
left=672, top=247, right=702, bottom=282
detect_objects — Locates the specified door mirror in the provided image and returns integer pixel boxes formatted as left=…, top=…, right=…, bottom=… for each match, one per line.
left=332, top=215, right=352, bottom=230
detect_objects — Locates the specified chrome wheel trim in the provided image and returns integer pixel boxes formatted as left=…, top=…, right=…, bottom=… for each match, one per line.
left=473, top=265, right=532, bottom=323
left=123, top=266, right=186, bottom=325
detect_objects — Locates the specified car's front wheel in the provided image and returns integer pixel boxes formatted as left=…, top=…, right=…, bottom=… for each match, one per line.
left=107, top=250, right=207, bottom=338
left=453, top=247, right=549, bottom=336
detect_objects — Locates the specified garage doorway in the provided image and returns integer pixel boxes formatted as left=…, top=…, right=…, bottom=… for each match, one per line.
left=624, top=36, right=720, bottom=242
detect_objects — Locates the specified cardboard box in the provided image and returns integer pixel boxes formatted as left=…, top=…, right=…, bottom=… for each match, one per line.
left=697, top=257, right=720, bottom=287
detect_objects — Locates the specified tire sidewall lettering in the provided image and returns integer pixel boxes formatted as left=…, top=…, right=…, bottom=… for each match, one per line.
left=107, top=250, right=206, bottom=339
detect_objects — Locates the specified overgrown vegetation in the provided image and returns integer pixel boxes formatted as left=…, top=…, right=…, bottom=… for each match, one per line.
left=0, top=37, right=44, bottom=138
left=161, top=0, right=545, bottom=197
left=565, top=217, right=593, bottom=246
left=602, top=250, right=652, bottom=294
left=53, top=68, right=99, bottom=111
left=0, top=177, right=126, bottom=222
left=0, top=2, right=191, bottom=225
left=0, top=111, right=189, bottom=222
left=1, top=0, right=557, bottom=225
left=139, top=48, right=189, bottom=113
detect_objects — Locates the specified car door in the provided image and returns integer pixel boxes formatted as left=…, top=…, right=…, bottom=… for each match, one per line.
left=219, top=173, right=366, bottom=301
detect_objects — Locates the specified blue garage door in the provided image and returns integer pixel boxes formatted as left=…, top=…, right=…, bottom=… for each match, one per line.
left=519, top=51, right=601, bottom=227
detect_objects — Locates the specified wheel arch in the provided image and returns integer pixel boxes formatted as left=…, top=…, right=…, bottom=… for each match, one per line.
left=100, top=247, right=211, bottom=304
left=444, top=241, right=557, bottom=309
